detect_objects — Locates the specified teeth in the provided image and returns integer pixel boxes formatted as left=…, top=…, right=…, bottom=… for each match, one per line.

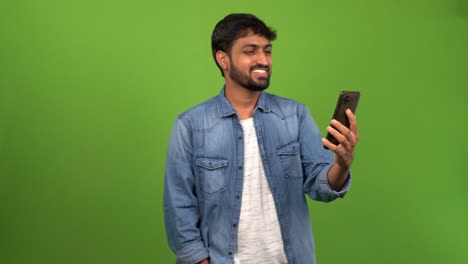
left=253, top=69, right=266, bottom=73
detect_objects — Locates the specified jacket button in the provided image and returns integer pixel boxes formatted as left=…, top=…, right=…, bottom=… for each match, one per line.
left=238, top=136, right=242, bottom=140
left=238, top=166, right=242, bottom=170
left=228, top=251, right=233, bottom=256
left=233, top=223, right=237, bottom=228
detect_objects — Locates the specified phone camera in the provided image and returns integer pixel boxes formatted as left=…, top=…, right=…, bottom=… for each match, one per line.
left=344, top=96, right=350, bottom=104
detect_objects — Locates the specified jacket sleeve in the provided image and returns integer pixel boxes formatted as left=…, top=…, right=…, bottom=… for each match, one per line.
left=164, top=118, right=209, bottom=264
left=298, top=104, right=351, bottom=202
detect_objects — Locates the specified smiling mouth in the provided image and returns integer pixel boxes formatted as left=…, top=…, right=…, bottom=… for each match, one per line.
left=251, top=68, right=269, bottom=78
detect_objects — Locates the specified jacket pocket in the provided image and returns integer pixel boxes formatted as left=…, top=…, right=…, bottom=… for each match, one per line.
left=277, top=141, right=303, bottom=179
left=195, top=157, right=228, bottom=196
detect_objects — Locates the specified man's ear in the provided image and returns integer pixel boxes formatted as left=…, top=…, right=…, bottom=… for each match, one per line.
left=216, top=50, right=229, bottom=71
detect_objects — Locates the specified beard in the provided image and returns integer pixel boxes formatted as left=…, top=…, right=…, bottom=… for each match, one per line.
left=229, top=62, right=271, bottom=92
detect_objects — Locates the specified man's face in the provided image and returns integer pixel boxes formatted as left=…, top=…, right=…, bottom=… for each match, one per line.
left=226, top=32, right=273, bottom=91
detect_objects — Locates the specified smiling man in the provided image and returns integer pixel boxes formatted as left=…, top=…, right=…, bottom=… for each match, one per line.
left=164, top=14, right=359, bottom=264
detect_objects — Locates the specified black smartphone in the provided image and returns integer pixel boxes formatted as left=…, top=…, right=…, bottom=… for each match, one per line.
left=324, top=91, right=360, bottom=149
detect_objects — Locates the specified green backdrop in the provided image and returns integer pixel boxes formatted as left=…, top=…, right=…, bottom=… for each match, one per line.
left=1, top=0, right=467, bottom=263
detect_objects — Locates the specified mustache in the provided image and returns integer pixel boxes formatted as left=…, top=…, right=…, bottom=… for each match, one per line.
left=250, top=65, right=270, bottom=72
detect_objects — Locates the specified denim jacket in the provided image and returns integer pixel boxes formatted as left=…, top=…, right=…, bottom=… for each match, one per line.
left=164, top=88, right=351, bottom=264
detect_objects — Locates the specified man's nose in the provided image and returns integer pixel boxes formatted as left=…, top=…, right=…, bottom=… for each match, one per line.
left=255, top=51, right=269, bottom=65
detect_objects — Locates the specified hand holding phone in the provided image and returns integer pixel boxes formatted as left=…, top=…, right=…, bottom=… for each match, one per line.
left=324, top=91, right=360, bottom=149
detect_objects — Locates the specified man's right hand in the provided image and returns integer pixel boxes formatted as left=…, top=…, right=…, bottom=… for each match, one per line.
left=197, top=259, right=209, bottom=264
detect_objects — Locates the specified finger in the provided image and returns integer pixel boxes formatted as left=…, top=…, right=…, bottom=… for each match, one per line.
left=322, top=137, right=348, bottom=162
left=346, top=109, right=359, bottom=140
left=330, top=119, right=353, bottom=143
left=321, top=137, right=338, bottom=152
left=326, top=125, right=350, bottom=150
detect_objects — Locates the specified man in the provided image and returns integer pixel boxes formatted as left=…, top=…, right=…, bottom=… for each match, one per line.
left=164, top=14, right=359, bottom=264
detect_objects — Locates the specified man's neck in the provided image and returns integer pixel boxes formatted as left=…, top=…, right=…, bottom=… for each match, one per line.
left=224, top=83, right=261, bottom=120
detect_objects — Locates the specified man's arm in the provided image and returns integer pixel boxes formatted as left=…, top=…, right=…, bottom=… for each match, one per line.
left=322, top=109, right=359, bottom=191
left=298, top=104, right=352, bottom=202
left=164, top=119, right=209, bottom=264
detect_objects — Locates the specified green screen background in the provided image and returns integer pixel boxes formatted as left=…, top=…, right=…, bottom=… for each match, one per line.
left=1, top=0, right=467, bottom=263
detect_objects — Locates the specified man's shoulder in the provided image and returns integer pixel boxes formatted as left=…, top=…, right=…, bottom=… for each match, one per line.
left=265, top=92, right=303, bottom=105
left=177, top=95, right=219, bottom=122
left=264, top=92, right=307, bottom=116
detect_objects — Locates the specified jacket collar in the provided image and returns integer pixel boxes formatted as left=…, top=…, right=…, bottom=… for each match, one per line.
left=217, top=86, right=278, bottom=118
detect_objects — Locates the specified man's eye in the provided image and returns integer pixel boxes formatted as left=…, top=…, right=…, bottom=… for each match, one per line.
left=265, top=50, right=272, bottom=54
left=244, top=50, right=254, bottom=54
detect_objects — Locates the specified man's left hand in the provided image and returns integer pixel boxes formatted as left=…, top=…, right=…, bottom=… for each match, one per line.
left=321, top=109, right=359, bottom=170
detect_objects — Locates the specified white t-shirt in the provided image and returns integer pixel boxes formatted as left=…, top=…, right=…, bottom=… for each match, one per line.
left=234, top=118, right=288, bottom=264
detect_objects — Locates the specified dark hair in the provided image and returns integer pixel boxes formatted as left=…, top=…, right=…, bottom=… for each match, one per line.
left=211, top=13, right=277, bottom=76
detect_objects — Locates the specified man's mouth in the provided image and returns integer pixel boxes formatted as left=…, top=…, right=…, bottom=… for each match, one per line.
left=251, top=68, right=269, bottom=79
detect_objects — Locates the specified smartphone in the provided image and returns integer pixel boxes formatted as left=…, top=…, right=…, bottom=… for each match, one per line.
left=324, top=91, right=360, bottom=149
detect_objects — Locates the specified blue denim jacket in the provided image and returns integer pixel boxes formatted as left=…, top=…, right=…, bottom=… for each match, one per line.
left=164, top=88, right=351, bottom=264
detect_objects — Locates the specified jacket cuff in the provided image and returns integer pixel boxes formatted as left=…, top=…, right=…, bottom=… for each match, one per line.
left=176, top=241, right=209, bottom=264
left=318, top=164, right=352, bottom=200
